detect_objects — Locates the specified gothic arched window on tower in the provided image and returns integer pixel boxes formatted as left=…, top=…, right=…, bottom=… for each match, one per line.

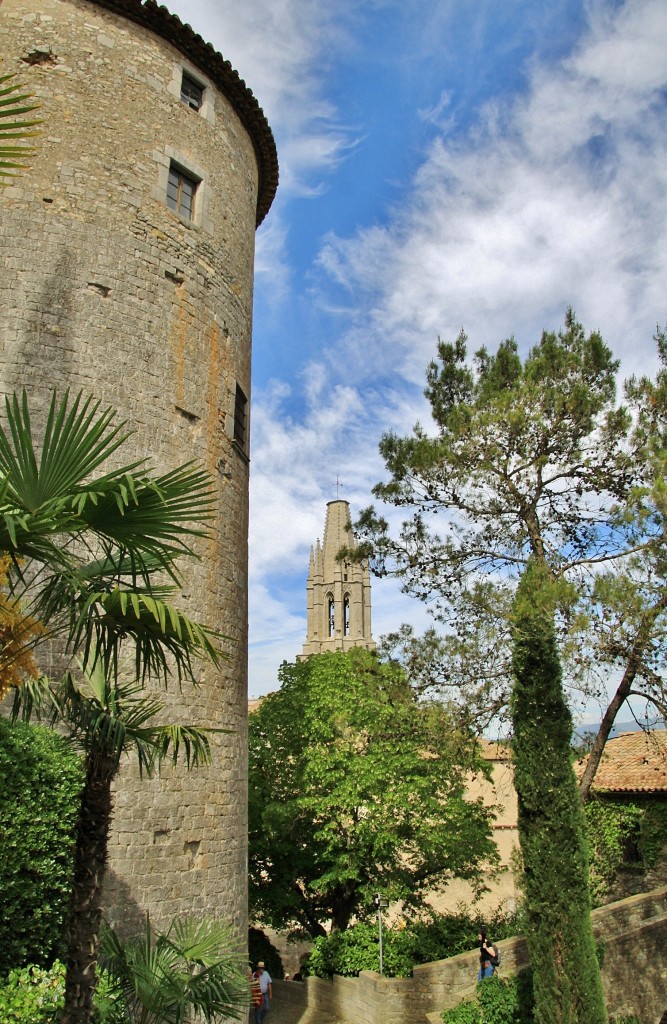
left=343, top=595, right=350, bottom=636
left=327, top=595, right=335, bottom=637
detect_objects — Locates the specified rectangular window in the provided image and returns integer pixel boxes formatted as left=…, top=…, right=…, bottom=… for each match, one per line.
left=180, top=72, right=203, bottom=111
left=234, top=384, right=248, bottom=451
left=167, top=165, right=197, bottom=221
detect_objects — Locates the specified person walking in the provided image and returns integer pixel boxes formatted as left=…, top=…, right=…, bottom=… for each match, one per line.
left=253, top=961, right=273, bottom=1024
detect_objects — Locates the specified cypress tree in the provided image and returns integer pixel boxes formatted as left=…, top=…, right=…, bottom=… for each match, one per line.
left=511, top=560, right=606, bottom=1024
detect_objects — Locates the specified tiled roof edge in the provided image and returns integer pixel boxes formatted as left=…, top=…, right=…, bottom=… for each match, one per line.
left=85, top=0, right=278, bottom=226
left=594, top=786, right=667, bottom=795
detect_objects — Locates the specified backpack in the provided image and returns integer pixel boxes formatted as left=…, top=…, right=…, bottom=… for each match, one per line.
left=490, top=945, right=500, bottom=968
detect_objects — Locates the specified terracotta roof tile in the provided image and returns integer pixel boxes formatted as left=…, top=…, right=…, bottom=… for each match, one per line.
left=577, top=731, right=667, bottom=794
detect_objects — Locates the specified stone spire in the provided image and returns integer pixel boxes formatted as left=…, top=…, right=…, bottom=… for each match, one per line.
left=300, top=500, right=376, bottom=657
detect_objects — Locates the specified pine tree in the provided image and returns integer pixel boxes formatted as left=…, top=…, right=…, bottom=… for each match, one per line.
left=511, top=560, right=606, bottom=1024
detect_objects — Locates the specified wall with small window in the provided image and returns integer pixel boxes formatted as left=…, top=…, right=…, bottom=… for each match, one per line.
left=0, top=0, right=277, bottom=947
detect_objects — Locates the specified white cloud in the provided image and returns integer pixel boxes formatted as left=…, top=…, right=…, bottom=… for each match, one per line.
left=247, top=0, right=667, bottom=694
left=317, top=0, right=667, bottom=386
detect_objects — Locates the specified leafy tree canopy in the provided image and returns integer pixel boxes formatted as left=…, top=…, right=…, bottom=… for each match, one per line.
left=357, top=310, right=634, bottom=603
left=354, top=313, right=667, bottom=767
left=249, top=648, right=497, bottom=937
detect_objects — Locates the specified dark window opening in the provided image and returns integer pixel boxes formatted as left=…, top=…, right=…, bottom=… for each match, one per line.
left=328, top=596, right=335, bottom=637
left=234, top=384, right=248, bottom=450
left=167, top=165, right=197, bottom=221
left=343, top=595, right=350, bottom=636
left=180, top=72, right=204, bottom=111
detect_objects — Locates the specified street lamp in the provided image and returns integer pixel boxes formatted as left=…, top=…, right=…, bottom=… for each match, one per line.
left=374, top=894, right=389, bottom=975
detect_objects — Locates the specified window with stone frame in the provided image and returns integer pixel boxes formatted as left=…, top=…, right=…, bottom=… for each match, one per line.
left=180, top=71, right=204, bottom=111
left=166, top=164, right=198, bottom=221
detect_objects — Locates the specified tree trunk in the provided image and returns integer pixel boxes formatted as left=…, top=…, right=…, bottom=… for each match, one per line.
left=579, top=599, right=667, bottom=803
left=61, top=748, right=116, bottom=1024
left=330, top=888, right=356, bottom=933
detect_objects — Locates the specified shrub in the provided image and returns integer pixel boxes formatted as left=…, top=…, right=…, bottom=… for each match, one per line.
left=441, top=972, right=534, bottom=1024
left=308, top=907, right=522, bottom=979
left=0, top=961, right=64, bottom=1023
left=307, top=921, right=414, bottom=979
left=0, top=961, right=121, bottom=1024
left=0, top=718, right=83, bottom=975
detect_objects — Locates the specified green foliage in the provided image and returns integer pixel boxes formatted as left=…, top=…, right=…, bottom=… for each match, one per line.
left=584, top=800, right=644, bottom=904
left=308, top=922, right=414, bottom=979
left=249, top=649, right=497, bottom=936
left=441, top=973, right=535, bottom=1024
left=308, top=908, right=521, bottom=979
left=637, top=801, right=667, bottom=867
left=511, top=561, right=606, bottom=1024
left=248, top=928, right=284, bottom=979
left=101, top=915, right=250, bottom=1023
left=0, top=718, right=83, bottom=976
left=0, top=961, right=127, bottom=1024
left=584, top=797, right=667, bottom=904
left=0, top=71, right=40, bottom=184
left=359, top=312, right=631, bottom=616
left=0, top=961, right=65, bottom=1023
left=0, top=390, right=221, bottom=685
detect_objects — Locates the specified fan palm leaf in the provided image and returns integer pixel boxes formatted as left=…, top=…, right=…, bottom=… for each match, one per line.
left=0, top=72, right=41, bottom=183
left=101, top=915, right=249, bottom=1024
left=0, top=390, right=223, bottom=680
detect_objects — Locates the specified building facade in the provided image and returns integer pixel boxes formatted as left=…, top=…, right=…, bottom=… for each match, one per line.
left=0, top=0, right=277, bottom=936
left=301, top=499, right=376, bottom=657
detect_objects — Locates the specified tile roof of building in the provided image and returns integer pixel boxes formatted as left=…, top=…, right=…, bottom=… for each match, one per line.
left=577, top=731, right=667, bottom=794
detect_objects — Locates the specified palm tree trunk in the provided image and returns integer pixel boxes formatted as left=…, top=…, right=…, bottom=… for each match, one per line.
left=62, top=748, right=116, bottom=1024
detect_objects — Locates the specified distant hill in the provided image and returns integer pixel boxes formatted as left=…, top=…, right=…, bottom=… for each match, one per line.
left=575, top=719, right=665, bottom=740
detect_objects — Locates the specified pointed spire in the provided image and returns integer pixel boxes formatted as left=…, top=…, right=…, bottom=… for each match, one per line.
left=299, top=499, right=376, bottom=659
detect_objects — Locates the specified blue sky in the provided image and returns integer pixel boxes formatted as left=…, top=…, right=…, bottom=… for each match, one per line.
left=167, top=0, right=667, bottom=712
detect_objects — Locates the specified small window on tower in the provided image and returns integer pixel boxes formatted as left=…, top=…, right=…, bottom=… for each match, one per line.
left=343, top=595, right=350, bottom=636
left=233, top=384, right=248, bottom=452
left=166, top=164, right=198, bottom=221
left=328, top=596, right=335, bottom=637
left=180, top=72, right=204, bottom=111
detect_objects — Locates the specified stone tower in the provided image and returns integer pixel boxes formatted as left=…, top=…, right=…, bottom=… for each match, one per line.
left=301, top=500, right=376, bottom=657
left=0, top=0, right=278, bottom=936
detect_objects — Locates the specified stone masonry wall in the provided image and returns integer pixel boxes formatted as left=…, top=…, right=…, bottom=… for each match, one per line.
left=0, top=0, right=275, bottom=938
left=267, top=887, right=667, bottom=1024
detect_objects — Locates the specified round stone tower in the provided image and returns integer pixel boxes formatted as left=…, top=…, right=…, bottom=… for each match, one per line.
left=0, top=0, right=277, bottom=936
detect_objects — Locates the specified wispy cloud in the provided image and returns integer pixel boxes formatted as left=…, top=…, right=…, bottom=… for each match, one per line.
left=318, top=0, right=667, bottom=384
left=169, top=0, right=667, bottom=695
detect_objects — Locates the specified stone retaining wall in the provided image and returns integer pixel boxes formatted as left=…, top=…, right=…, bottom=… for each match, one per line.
left=268, top=887, right=667, bottom=1024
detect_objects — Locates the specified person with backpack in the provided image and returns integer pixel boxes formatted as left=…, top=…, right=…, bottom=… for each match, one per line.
left=477, top=931, right=500, bottom=980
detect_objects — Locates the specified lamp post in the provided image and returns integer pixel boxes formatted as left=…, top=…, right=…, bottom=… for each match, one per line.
left=374, top=894, right=389, bottom=975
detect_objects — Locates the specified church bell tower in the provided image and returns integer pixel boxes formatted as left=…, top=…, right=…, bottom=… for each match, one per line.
left=300, top=500, right=376, bottom=657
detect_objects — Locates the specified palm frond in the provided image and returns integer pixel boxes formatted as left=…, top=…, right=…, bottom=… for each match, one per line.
left=66, top=587, right=224, bottom=685
left=9, top=672, right=61, bottom=725
left=101, top=915, right=249, bottom=1024
left=0, top=390, right=137, bottom=513
left=0, top=73, right=41, bottom=184
left=0, top=390, right=225, bottom=689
